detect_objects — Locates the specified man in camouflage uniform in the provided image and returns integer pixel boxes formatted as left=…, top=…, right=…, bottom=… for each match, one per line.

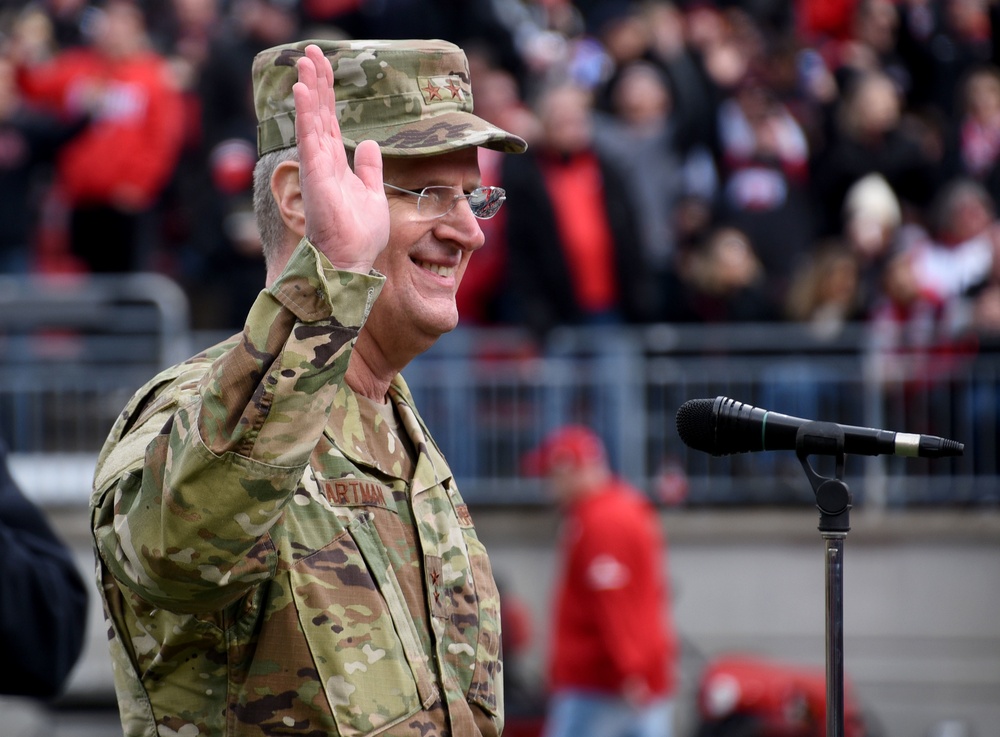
left=90, top=40, right=526, bottom=737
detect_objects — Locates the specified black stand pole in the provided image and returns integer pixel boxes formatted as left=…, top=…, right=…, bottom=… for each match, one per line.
left=796, top=421, right=852, bottom=737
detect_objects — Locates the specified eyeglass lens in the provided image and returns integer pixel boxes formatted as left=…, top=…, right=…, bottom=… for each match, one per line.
left=421, top=186, right=506, bottom=220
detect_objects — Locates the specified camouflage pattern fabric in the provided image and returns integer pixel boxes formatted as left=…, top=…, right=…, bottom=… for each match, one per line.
left=253, top=39, right=527, bottom=157
left=90, top=239, right=503, bottom=736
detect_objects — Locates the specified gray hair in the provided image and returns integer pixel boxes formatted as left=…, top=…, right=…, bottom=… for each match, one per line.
left=252, top=146, right=358, bottom=271
left=252, top=146, right=299, bottom=270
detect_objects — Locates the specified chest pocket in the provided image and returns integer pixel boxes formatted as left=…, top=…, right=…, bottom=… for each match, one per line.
left=289, top=509, right=438, bottom=736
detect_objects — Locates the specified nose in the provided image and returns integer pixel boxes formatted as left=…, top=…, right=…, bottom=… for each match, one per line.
left=435, top=197, right=486, bottom=251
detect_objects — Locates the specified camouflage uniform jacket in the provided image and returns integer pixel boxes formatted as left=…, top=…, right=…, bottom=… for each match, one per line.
left=90, top=240, right=503, bottom=737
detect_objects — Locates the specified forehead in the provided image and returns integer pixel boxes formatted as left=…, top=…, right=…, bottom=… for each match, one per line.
left=382, top=147, right=482, bottom=184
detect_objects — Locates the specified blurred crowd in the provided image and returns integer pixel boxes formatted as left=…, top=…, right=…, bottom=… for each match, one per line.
left=1, top=0, right=1000, bottom=356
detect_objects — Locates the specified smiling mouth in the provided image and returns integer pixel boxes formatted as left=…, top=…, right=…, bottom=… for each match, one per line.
left=414, top=258, right=457, bottom=278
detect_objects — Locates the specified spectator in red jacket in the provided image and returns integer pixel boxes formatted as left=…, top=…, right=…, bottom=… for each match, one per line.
left=523, top=425, right=679, bottom=737
left=15, top=0, right=185, bottom=273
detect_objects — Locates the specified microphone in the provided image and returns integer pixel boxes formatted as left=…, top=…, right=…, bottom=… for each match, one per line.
left=676, top=396, right=964, bottom=458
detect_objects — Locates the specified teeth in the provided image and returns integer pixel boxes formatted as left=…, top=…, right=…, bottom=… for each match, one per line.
left=415, top=259, right=456, bottom=277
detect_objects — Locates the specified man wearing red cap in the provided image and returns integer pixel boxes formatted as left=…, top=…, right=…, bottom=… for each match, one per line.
left=525, top=425, right=679, bottom=737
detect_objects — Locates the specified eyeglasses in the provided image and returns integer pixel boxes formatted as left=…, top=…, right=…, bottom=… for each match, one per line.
left=383, top=183, right=506, bottom=220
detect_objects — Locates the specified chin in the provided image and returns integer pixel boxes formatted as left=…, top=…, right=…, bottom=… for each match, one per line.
left=429, top=301, right=461, bottom=333
left=435, top=315, right=461, bottom=336
left=413, top=309, right=460, bottom=346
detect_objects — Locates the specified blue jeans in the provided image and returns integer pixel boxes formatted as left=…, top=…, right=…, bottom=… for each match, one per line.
left=542, top=690, right=674, bottom=737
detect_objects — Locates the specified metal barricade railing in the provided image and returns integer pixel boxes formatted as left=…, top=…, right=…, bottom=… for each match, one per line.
left=406, top=324, right=1000, bottom=508
left=1, top=279, right=996, bottom=508
left=1, top=273, right=192, bottom=503
left=0, top=272, right=191, bottom=367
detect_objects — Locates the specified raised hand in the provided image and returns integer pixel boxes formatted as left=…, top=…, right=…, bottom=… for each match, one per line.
left=292, top=44, right=390, bottom=273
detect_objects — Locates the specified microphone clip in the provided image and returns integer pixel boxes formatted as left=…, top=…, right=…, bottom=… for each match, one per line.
left=796, top=421, right=852, bottom=533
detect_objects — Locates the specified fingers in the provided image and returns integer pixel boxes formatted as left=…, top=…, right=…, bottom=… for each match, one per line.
left=293, top=44, right=344, bottom=167
left=294, top=44, right=383, bottom=190
left=353, top=139, right=385, bottom=193
left=306, top=44, right=338, bottom=142
left=292, top=55, right=318, bottom=147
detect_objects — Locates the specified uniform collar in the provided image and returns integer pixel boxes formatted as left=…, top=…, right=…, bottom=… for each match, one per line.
left=325, top=373, right=453, bottom=491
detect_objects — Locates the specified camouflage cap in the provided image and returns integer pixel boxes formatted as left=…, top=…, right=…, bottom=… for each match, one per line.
left=253, top=38, right=528, bottom=157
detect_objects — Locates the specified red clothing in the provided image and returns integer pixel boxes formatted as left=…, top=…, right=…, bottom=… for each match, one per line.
left=548, top=479, right=678, bottom=698
left=697, top=655, right=868, bottom=737
left=539, top=152, right=618, bottom=314
left=796, top=0, right=858, bottom=42
left=18, top=48, right=185, bottom=206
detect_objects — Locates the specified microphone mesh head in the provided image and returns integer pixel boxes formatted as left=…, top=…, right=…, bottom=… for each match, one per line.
left=676, top=398, right=717, bottom=454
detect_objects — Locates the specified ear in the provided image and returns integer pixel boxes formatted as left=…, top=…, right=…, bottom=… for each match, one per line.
left=271, top=159, right=306, bottom=237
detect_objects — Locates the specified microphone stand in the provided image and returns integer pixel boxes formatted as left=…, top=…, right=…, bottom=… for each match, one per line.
left=796, top=422, right=851, bottom=737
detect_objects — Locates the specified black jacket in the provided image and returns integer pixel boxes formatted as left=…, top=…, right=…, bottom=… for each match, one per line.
left=0, top=440, right=88, bottom=698
left=501, top=150, right=661, bottom=339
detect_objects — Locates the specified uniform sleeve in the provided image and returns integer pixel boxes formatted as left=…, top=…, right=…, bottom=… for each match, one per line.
left=92, top=240, right=383, bottom=613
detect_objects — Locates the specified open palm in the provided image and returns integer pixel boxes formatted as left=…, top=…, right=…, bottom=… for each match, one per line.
left=293, top=44, right=390, bottom=274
